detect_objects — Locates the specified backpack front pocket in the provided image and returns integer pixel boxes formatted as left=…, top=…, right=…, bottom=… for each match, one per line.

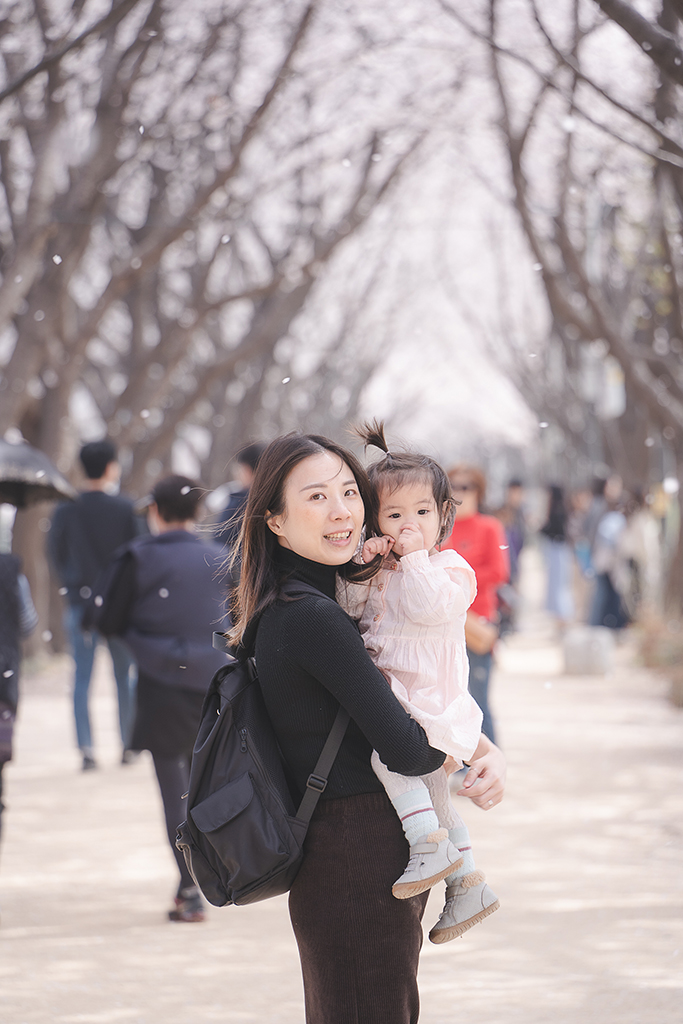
left=190, top=772, right=291, bottom=891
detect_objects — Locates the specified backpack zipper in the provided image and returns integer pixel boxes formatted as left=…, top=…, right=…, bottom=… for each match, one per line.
left=239, top=727, right=291, bottom=817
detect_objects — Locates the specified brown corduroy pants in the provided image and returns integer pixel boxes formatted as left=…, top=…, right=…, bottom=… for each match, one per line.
left=288, top=790, right=430, bottom=1024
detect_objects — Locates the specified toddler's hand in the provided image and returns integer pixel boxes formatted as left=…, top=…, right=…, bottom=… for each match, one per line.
left=392, top=523, right=424, bottom=556
left=362, top=535, right=394, bottom=562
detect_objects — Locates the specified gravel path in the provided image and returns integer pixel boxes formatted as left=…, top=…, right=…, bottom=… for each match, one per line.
left=1, top=557, right=682, bottom=1023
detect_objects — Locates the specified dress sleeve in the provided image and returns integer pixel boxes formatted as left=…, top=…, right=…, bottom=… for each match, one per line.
left=283, top=598, right=445, bottom=777
left=395, top=549, right=473, bottom=623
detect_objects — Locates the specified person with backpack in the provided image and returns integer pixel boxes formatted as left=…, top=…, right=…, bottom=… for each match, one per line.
left=0, top=553, right=38, bottom=851
left=226, top=433, right=506, bottom=1024
left=94, top=475, right=228, bottom=923
left=48, top=440, right=139, bottom=771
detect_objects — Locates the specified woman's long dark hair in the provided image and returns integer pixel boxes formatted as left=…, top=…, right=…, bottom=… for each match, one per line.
left=356, top=420, right=455, bottom=545
left=228, top=432, right=378, bottom=645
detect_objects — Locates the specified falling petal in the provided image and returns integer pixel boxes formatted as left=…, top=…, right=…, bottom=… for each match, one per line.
left=3, top=670, right=14, bottom=678
left=36, top=470, right=45, bottom=478
left=180, top=486, right=191, bottom=495
left=42, top=630, right=53, bottom=642
left=59, top=587, right=68, bottom=596
left=221, top=235, right=231, bottom=244
left=140, top=409, right=150, bottom=418
left=499, top=544, right=509, bottom=550
left=159, top=588, right=169, bottom=598
left=139, top=125, right=145, bottom=133
left=645, top=437, right=655, bottom=447
left=52, top=254, right=62, bottom=265
left=94, top=596, right=103, bottom=607
left=533, top=263, right=542, bottom=271
left=281, top=377, right=291, bottom=384
left=539, top=421, right=549, bottom=428
left=14, top=275, right=22, bottom=283
left=342, top=159, right=351, bottom=167
left=529, top=353, right=537, bottom=358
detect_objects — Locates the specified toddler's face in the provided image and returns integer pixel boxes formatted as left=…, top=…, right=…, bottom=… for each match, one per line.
left=377, top=479, right=441, bottom=555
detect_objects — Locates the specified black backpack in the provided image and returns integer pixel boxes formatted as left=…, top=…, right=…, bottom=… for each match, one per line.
left=175, top=582, right=349, bottom=907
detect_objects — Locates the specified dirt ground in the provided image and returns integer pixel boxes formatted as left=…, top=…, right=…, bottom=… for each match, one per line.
left=1, top=550, right=682, bottom=1024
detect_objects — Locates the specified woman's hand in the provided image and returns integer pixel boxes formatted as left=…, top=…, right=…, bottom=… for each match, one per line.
left=456, top=734, right=506, bottom=810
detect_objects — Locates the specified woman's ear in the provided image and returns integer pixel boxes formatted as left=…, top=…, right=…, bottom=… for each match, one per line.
left=266, top=511, right=282, bottom=535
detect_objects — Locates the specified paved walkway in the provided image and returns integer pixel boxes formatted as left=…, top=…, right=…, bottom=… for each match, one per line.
left=1, top=556, right=682, bottom=1023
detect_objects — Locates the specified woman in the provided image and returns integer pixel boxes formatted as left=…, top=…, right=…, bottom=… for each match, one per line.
left=229, top=434, right=506, bottom=1024
left=441, top=465, right=509, bottom=745
left=96, top=475, right=228, bottom=922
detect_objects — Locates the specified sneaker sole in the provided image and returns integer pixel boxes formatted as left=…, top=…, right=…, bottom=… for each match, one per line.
left=392, top=856, right=464, bottom=900
left=428, top=898, right=500, bottom=943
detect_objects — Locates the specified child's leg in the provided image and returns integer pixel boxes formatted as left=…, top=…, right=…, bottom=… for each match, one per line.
left=371, top=751, right=462, bottom=900
left=370, top=750, right=440, bottom=845
left=423, top=767, right=477, bottom=882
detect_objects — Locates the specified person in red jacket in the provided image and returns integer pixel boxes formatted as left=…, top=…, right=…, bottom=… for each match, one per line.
left=441, top=465, right=509, bottom=744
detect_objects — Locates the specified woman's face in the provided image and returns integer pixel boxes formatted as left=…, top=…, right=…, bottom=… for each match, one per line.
left=267, top=451, right=365, bottom=565
left=450, top=475, right=479, bottom=519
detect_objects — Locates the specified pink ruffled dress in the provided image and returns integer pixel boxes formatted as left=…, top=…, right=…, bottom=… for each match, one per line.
left=338, top=548, right=483, bottom=764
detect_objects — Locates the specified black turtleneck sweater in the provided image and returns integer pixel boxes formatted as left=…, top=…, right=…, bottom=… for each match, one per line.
left=255, top=546, right=446, bottom=803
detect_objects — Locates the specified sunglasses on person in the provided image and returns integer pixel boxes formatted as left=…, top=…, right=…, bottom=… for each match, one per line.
left=451, top=483, right=475, bottom=492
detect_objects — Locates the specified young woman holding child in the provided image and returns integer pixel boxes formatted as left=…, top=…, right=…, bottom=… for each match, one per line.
left=229, top=429, right=506, bottom=1024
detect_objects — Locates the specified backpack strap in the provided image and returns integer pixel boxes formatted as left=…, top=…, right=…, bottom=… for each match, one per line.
left=295, top=705, right=350, bottom=825
left=212, top=577, right=350, bottom=823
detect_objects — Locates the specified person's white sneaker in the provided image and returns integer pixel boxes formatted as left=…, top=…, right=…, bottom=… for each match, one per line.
left=428, top=872, right=500, bottom=942
left=392, top=829, right=463, bottom=899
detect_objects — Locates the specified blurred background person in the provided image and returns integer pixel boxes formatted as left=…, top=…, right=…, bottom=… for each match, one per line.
left=48, top=441, right=139, bottom=772
left=588, top=476, right=629, bottom=631
left=0, top=552, right=38, bottom=853
left=94, top=475, right=228, bottom=923
left=214, top=441, right=266, bottom=599
left=493, top=478, right=527, bottom=635
left=616, top=488, right=662, bottom=623
left=539, top=485, right=574, bottom=634
left=441, top=465, right=509, bottom=745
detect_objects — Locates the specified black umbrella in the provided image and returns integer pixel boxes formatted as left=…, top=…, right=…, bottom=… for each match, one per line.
left=0, top=439, right=78, bottom=508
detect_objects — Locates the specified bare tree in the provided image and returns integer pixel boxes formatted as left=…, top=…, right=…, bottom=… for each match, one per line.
left=437, top=0, right=683, bottom=612
left=0, top=0, right=468, bottom=643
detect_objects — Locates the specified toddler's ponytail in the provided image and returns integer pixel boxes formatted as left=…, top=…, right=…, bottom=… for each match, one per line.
left=356, top=419, right=391, bottom=456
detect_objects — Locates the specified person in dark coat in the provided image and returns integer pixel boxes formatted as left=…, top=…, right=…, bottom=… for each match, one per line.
left=48, top=440, right=139, bottom=771
left=215, top=442, right=266, bottom=598
left=95, top=475, right=228, bottom=923
left=0, top=553, right=38, bottom=848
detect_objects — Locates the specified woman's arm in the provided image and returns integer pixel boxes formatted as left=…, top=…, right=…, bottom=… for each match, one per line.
left=287, top=598, right=446, bottom=777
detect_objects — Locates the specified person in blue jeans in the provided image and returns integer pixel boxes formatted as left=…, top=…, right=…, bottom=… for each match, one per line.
left=49, top=441, right=140, bottom=771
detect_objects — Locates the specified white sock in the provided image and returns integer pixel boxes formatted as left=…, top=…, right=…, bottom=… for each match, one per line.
left=392, top=790, right=440, bottom=846
left=445, top=825, right=476, bottom=883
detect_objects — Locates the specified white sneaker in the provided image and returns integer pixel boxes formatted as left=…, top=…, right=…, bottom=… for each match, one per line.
left=428, top=872, right=500, bottom=942
left=392, top=829, right=463, bottom=900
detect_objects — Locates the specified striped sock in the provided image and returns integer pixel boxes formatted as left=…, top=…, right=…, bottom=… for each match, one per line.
left=445, top=825, right=475, bottom=883
left=392, top=790, right=440, bottom=846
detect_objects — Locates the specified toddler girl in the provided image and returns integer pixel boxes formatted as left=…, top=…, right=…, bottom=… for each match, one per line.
left=337, top=422, right=500, bottom=943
